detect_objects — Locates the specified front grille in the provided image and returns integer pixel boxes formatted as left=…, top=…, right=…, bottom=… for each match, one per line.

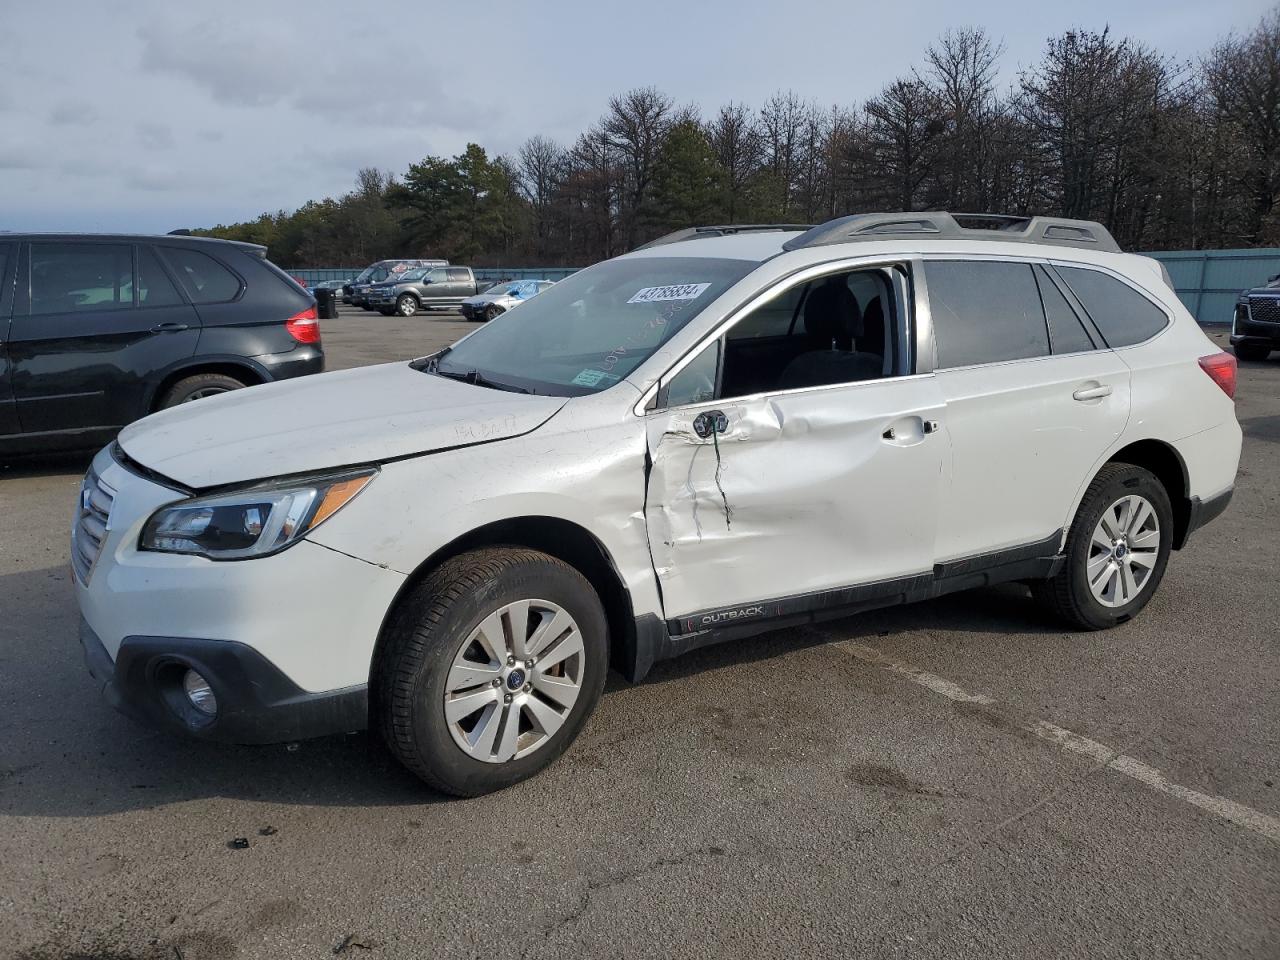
left=72, top=468, right=115, bottom=584
left=1247, top=296, right=1280, bottom=323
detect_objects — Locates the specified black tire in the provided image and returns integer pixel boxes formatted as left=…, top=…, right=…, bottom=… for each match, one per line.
left=377, top=307, right=395, bottom=316
left=1033, top=463, right=1173, bottom=630
left=396, top=294, right=420, bottom=317
left=1234, top=342, right=1271, bottom=362
left=360, top=304, right=373, bottom=311
left=375, top=547, right=608, bottom=797
left=157, top=372, right=247, bottom=409
left=484, top=304, right=503, bottom=322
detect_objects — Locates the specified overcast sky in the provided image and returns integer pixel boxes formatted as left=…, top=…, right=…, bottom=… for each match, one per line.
left=1, top=0, right=1272, bottom=234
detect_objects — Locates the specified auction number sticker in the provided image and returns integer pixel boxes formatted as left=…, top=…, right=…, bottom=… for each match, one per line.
left=572, top=368, right=609, bottom=386
left=627, top=283, right=711, bottom=304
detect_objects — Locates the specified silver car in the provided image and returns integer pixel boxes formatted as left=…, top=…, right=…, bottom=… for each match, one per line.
left=459, top=279, right=556, bottom=322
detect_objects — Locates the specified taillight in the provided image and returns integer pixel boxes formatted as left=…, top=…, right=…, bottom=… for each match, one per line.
left=1198, top=352, right=1237, bottom=399
left=286, top=306, right=320, bottom=344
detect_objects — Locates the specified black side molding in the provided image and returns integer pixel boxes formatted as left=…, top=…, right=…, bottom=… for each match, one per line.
left=635, top=532, right=1065, bottom=674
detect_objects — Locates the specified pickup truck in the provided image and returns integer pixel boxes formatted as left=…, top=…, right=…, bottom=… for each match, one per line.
left=367, top=266, right=489, bottom=316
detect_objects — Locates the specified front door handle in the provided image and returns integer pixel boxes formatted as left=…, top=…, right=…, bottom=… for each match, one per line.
left=151, top=322, right=190, bottom=333
left=693, top=410, right=728, bottom=439
left=1072, top=383, right=1113, bottom=402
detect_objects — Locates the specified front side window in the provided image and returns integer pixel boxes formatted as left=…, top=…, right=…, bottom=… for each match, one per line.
left=30, top=243, right=133, bottom=315
left=431, top=256, right=754, bottom=396
left=426, top=269, right=447, bottom=284
left=1056, top=265, right=1169, bottom=347
left=927, top=260, right=1048, bottom=368
left=160, top=247, right=242, bottom=304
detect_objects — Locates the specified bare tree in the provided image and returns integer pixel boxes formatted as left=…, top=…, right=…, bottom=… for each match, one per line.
left=706, top=102, right=763, bottom=221
left=601, top=87, right=675, bottom=246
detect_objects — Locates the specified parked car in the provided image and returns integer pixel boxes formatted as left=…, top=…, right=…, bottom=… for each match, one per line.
left=1232, top=275, right=1280, bottom=360
left=368, top=265, right=486, bottom=316
left=343, top=259, right=447, bottom=308
left=308, top=279, right=349, bottom=297
left=73, top=212, right=1240, bottom=797
left=460, top=279, right=556, bottom=321
left=0, top=233, right=322, bottom=455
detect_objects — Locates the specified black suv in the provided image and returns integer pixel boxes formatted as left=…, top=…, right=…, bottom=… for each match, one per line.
left=0, top=234, right=323, bottom=454
left=1232, top=278, right=1280, bottom=361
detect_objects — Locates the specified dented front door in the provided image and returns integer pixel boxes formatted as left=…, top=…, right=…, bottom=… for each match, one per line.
left=644, top=376, right=946, bottom=628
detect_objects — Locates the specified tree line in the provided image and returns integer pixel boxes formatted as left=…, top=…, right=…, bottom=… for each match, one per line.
left=197, top=10, right=1280, bottom=267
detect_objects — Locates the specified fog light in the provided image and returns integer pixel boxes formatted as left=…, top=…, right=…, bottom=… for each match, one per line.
left=182, top=669, right=217, bottom=717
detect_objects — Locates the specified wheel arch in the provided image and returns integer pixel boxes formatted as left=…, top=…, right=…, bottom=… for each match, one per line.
left=369, top=516, right=647, bottom=710
left=1103, top=439, right=1191, bottom=549
left=148, top=358, right=269, bottom=412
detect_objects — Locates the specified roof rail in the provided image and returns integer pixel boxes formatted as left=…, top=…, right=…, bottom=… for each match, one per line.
left=781, top=212, right=1121, bottom=254
left=634, top=224, right=815, bottom=251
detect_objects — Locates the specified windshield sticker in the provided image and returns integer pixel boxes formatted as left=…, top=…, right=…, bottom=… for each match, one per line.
left=571, top=368, right=614, bottom=387
left=627, top=283, right=711, bottom=304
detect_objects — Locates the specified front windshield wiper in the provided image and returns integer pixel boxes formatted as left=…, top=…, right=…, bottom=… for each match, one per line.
left=433, top=365, right=533, bottom=394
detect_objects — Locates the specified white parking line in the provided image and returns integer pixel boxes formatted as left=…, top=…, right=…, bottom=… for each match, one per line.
left=838, top=641, right=1280, bottom=844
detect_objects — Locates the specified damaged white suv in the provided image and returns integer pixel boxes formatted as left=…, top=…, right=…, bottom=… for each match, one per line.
left=74, top=213, right=1241, bottom=796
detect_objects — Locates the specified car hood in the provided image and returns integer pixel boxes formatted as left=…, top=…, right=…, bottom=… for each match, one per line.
left=1241, top=286, right=1280, bottom=299
left=464, top=291, right=511, bottom=306
left=117, top=362, right=568, bottom=488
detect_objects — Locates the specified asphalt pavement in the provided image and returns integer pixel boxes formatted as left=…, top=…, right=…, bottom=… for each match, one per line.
left=1, top=316, right=1276, bottom=960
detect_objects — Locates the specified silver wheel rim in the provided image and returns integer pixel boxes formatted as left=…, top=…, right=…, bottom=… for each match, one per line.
left=399, top=297, right=416, bottom=316
left=1088, top=495, right=1160, bottom=608
left=182, top=387, right=228, bottom=402
left=443, top=599, right=585, bottom=763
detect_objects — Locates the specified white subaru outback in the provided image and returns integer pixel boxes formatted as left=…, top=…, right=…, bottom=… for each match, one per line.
left=73, top=213, right=1241, bottom=796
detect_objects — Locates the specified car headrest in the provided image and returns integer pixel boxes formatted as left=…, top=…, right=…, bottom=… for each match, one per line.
left=803, top=281, right=862, bottom=349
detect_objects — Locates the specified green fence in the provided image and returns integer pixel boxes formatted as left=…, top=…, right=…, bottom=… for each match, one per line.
left=292, top=249, right=1280, bottom=325
left=1145, top=249, right=1279, bottom=325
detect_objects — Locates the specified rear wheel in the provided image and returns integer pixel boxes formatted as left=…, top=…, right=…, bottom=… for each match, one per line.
left=376, top=548, right=608, bottom=797
left=1234, top=342, right=1271, bottom=361
left=158, top=372, right=247, bottom=409
left=1033, top=463, right=1172, bottom=629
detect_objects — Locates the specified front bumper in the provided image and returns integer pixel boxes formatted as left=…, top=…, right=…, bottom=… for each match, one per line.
left=1231, top=306, right=1280, bottom=345
left=80, top=618, right=368, bottom=743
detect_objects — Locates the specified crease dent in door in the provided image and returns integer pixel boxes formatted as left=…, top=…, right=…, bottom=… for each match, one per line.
left=647, top=395, right=906, bottom=590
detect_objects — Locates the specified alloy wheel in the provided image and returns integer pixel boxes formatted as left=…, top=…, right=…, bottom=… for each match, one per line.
left=182, top=387, right=228, bottom=402
left=443, top=599, right=585, bottom=763
left=1087, top=494, right=1160, bottom=608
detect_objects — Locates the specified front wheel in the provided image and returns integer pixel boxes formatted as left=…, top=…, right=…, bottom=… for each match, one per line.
left=484, top=304, right=503, bottom=322
left=1033, top=463, right=1172, bottom=629
left=376, top=548, right=608, bottom=796
left=396, top=294, right=419, bottom=317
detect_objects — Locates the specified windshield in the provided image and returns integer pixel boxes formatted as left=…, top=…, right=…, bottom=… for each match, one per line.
left=486, top=282, right=518, bottom=295
left=432, top=256, right=754, bottom=396
left=394, top=268, right=429, bottom=282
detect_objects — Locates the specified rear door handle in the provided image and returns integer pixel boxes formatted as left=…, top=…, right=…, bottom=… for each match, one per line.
left=151, top=322, right=190, bottom=333
left=1072, top=383, right=1113, bottom=401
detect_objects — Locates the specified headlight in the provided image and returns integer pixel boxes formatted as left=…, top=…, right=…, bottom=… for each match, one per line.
left=140, top=468, right=376, bottom=560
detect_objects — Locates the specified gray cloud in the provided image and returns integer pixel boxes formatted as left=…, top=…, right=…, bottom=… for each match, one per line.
left=49, top=100, right=98, bottom=126
left=137, top=121, right=175, bottom=150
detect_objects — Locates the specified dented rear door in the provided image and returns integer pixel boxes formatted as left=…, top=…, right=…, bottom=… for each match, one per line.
left=644, top=375, right=946, bottom=628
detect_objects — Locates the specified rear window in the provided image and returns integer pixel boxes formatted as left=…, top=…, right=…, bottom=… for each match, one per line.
left=1034, top=265, right=1095, bottom=355
left=1056, top=266, right=1169, bottom=347
left=30, top=242, right=133, bottom=315
left=160, top=247, right=243, bottom=303
left=927, top=260, right=1049, bottom=368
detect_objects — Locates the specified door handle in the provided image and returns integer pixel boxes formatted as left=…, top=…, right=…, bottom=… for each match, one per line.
left=1072, top=383, right=1113, bottom=401
left=693, top=410, right=728, bottom=439
left=151, top=322, right=190, bottom=333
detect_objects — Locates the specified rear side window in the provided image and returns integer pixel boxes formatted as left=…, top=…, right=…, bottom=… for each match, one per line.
left=1056, top=266, right=1168, bottom=347
left=927, top=260, right=1048, bottom=368
left=162, top=247, right=242, bottom=303
left=1033, top=265, right=1094, bottom=355
left=30, top=243, right=133, bottom=314
left=447, top=267, right=469, bottom=281
left=137, top=246, right=184, bottom=307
